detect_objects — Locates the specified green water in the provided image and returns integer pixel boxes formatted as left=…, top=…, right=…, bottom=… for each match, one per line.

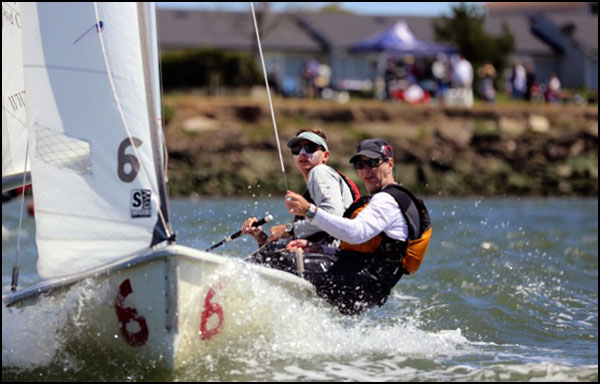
left=2, top=197, right=598, bottom=381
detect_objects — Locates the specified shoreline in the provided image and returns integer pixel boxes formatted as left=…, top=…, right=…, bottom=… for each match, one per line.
left=163, top=95, right=598, bottom=197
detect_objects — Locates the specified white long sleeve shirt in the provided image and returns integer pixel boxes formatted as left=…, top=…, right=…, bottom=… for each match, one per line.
left=292, top=164, right=354, bottom=239
left=311, top=191, right=408, bottom=245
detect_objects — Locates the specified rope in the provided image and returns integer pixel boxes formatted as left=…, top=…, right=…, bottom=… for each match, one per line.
left=93, top=3, right=171, bottom=238
left=11, top=141, right=30, bottom=292
left=250, top=2, right=288, bottom=191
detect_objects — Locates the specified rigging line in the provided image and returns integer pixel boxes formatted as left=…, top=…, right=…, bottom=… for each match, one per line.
left=250, top=2, right=288, bottom=191
left=11, top=140, right=30, bottom=292
left=92, top=3, right=171, bottom=239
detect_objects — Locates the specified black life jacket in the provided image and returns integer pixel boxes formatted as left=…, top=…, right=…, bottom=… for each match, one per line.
left=339, top=183, right=432, bottom=274
left=293, top=170, right=361, bottom=243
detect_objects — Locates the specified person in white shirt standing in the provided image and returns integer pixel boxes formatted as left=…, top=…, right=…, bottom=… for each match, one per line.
left=285, top=138, right=432, bottom=315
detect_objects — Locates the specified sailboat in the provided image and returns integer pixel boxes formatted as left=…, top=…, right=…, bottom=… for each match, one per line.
left=2, top=2, right=30, bottom=193
left=2, top=2, right=313, bottom=369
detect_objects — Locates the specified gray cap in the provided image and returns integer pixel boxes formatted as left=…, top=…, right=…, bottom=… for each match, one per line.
left=349, top=138, right=393, bottom=163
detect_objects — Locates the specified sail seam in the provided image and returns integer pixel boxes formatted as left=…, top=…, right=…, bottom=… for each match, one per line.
left=23, top=64, right=137, bottom=79
left=32, top=209, right=156, bottom=224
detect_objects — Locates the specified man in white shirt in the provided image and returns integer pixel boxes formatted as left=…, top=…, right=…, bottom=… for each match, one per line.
left=284, top=138, right=431, bottom=314
left=452, top=54, right=473, bottom=89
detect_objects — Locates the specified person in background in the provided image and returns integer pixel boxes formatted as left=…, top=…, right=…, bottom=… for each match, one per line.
left=452, top=54, right=473, bottom=90
left=432, top=54, right=450, bottom=99
left=546, top=73, right=561, bottom=103
left=525, top=63, right=537, bottom=102
left=510, top=61, right=527, bottom=99
left=314, top=60, right=332, bottom=99
left=478, top=62, right=496, bottom=103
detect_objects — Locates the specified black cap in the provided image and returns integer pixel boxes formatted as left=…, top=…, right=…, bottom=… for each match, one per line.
left=349, top=138, right=393, bottom=164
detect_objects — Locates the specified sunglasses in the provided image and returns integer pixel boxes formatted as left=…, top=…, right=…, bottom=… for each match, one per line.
left=291, top=142, right=323, bottom=155
left=353, top=158, right=384, bottom=170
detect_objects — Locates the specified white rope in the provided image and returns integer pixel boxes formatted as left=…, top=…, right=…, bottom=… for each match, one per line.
left=250, top=2, right=288, bottom=191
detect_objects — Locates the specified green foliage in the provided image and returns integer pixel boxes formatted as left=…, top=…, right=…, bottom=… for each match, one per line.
left=320, top=2, right=353, bottom=13
left=434, top=3, right=514, bottom=88
left=161, top=49, right=262, bottom=91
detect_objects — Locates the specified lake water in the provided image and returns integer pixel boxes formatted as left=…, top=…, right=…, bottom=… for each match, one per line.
left=2, top=197, right=598, bottom=381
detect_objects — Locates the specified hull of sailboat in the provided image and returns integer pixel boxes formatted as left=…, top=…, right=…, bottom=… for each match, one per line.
left=3, top=244, right=314, bottom=370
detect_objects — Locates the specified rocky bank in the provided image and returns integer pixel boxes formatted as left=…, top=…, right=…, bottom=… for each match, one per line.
left=163, top=96, right=598, bottom=197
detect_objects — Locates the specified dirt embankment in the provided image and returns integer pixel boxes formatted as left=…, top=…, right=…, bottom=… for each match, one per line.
left=163, top=96, right=598, bottom=197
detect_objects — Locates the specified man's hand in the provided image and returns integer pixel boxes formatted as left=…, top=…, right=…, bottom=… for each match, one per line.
left=267, top=224, right=291, bottom=243
left=285, top=191, right=312, bottom=216
left=285, top=239, right=309, bottom=252
left=241, top=217, right=268, bottom=246
left=285, top=239, right=323, bottom=253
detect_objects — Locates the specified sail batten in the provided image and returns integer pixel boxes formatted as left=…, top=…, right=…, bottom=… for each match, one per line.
left=22, top=3, right=170, bottom=278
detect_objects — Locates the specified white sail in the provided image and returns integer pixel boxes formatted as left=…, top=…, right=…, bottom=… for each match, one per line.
left=21, top=2, right=172, bottom=278
left=2, top=2, right=30, bottom=190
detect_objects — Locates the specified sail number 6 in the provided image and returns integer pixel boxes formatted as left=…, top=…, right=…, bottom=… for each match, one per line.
left=118, top=138, right=143, bottom=182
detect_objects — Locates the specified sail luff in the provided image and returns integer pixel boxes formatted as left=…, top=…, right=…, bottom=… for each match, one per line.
left=2, top=2, right=30, bottom=192
left=136, top=2, right=173, bottom=245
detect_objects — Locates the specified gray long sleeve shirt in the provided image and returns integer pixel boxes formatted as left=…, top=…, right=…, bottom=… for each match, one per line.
left=292, top=164, right=354, bottom=240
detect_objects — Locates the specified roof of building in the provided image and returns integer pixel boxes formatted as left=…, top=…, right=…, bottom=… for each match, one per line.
left=294, top=12, right=437, bottom=50
left=548, top=14, right=598, bottom=56
left=485, top=15, right=554, bottom=55
left=157, top=9, right=322, bottom=52
left=484, top=2, right=590, bottom=15
left=157, top=8, right=598, bottom=59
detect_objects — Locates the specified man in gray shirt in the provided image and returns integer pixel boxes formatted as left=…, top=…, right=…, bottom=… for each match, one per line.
left=242, top=129, right=358, bottom=246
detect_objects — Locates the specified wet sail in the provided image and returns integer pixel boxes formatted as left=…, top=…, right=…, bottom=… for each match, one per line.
left=21, top=3, right=172, bottom=278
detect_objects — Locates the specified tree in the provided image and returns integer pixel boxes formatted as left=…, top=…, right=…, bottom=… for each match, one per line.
left=320, top=3, right=353, bottom=13
left=434, top=3, right=514, bottom=89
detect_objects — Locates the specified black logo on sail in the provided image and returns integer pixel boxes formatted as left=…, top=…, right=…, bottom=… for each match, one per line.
left=131, top=189, right=151, bottom=218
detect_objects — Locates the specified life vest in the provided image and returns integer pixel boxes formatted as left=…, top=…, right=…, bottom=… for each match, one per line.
left=338, top=171, right=361, bottom=204
left=294, top=170, right=361, bottom=243
left=339, top=184, right=432, bottom=274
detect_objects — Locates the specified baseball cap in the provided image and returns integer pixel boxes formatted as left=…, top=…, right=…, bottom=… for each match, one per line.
left=349, top=138, right=393, bottom=164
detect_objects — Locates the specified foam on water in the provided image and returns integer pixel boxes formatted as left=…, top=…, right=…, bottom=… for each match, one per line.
left=2, top=260, right=470, bottom=379
left=3, top=198, right=598, bottom=381
left=170, top=261, right=476, bottom=380
left=4, top=258, right=596, bottom=381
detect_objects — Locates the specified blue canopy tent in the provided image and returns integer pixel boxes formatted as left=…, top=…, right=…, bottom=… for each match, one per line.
left=350, top=21, right=456, bottom=102
left=351, top=21, right=455, bottom=55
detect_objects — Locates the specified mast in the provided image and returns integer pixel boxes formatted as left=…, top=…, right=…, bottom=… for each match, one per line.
left=137, top=2, right=173, bottom=245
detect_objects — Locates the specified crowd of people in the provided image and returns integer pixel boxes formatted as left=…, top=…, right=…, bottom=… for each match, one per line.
left=383, top=54, right=570, bottom=106
left=505, top=60, right=564, bottom=104
left=266, top=54, right=582, bottom=106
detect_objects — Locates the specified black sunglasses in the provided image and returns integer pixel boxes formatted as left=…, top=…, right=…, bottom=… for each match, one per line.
left=353, top=158, right=384, bottom=170
left=291, top=142, right=323, bottom=155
